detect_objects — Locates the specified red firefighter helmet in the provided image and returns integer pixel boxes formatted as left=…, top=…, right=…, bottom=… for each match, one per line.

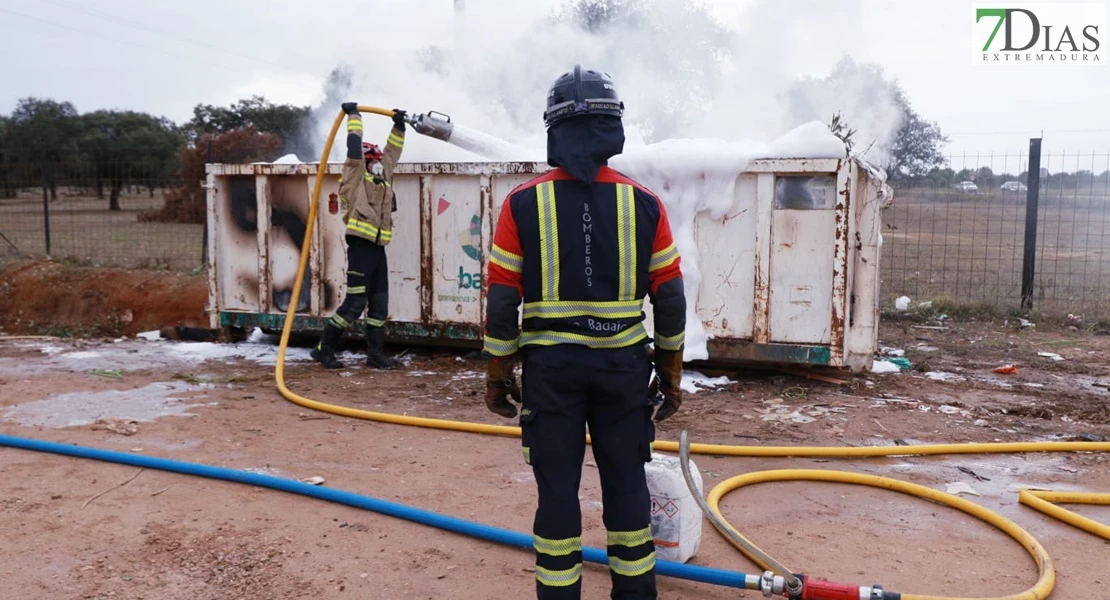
left=362, top=141, right=383, bottom=161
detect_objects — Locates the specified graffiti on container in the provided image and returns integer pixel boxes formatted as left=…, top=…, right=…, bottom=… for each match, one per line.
left=457, top=212, right=482, bottom=291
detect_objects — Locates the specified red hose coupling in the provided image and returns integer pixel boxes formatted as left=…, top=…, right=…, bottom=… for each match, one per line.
left=796, top=574, right=860, bottom=600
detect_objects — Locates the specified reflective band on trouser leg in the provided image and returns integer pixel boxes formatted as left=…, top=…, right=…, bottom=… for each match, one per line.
left=522, top=299, right=642, bottom=320
left=521, top=323, right=649, bottom=349
left=347, top=286, right=366, bottom=295
left=366, top=318, right=386, bottom=327
left=537, top=181, right=560, bottom=301
left=607, top=527, right=657, bottom=592
left=654, top=330, right=685, bottom=352
left=536, top=564, right=583, bottom=588
left=329, top=314, right=351, bottom=329
left=616, top=183, right=636, bottom=301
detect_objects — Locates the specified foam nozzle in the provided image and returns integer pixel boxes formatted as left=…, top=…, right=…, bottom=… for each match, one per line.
left=410, top=110, right=454, bottom=143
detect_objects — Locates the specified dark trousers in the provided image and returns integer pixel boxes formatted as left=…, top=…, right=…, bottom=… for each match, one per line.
left=330, top=235, right=389, bottom=330
left=520, top=343, right=657, bottom=600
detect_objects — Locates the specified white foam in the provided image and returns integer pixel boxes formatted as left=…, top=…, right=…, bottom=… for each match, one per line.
left=612, top=121, right=846, bottom=361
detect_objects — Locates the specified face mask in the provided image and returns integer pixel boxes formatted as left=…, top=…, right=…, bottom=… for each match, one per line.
left=370, top=162, right=384, bottom=176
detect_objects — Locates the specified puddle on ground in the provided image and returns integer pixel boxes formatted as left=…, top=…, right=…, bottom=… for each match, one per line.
left=0, top=338, right=326, bottom=377
left=0, top=381, right=213, bottom=428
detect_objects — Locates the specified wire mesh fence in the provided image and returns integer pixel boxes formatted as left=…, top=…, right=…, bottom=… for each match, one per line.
left=0, top=160, right=200, bottom=270
left=880, top=149, right=1110, bottom=317
left=3, top=150, right=1110, bottom=318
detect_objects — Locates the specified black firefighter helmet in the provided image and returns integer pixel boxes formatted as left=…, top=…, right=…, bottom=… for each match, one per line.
left=543, top=64, right=624, bottom=129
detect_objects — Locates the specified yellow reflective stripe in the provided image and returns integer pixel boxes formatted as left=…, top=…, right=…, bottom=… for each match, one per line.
left=655, top=330, right=685, bottom=352
left=520, top=323, right=648, bottom=349
left=363, top=173, right=391, bottom=187
left=534, top=535, right=582, bottom=557
left=378, top=229, right=393, bottom=242
left=607, top=528, right=653, bottom=547
left=522, top=446, right=531, bottom=464
left=347, top=286, right=366, bottom=295
left=522, top=299, right=641, bottom=320
left=348, top=270, right=364, bottom=277
left=649, top=244, right=679, bottom=271
left=608, top=552, right=656, bottom=578
left=330, top=314, right=350, bottom=328
left=616, top=183, right=636, bottom=300
left=490, top=244, right=523, bottom=273
left=366, top=317, right=386, bottom=327
left=388, top=133, right=404, bottom=148
left=536, top=564, right=582, bottom=587
left=537, top=181, right=559, bottom=301
left=483, top=335, right=519, bottom=357
left=347, top=219, right=381, bottom=238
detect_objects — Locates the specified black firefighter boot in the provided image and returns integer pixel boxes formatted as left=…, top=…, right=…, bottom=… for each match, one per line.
left=365, top=326, right=399, bottom=370
left=310, top=322, right=345, bottom=369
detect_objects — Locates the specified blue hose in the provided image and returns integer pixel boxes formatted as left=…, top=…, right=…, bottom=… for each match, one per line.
left=0, top=433, right=752, bottom=589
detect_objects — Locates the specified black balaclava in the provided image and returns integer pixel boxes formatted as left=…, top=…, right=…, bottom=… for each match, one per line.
left=546, top=113, right=626, bottom=183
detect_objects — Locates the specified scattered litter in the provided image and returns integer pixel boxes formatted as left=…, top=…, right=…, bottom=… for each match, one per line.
left=89, top=369, right=123, bottom=379
left=957, top=466, right=991, bottom=482
left=1018, top=318, right=1036, bottom=329
left=1037, top=352, right=1065, bottom=361
left=1023, top=383, right=1046, bottom=389
left=1058, top=466, right=1079, bottom=474
left=136, top=330, right=161, bottom=341
left=937, top=405, right=961, bottom=415
left=912, top=325, right=949, bottom=331
left=887, top=357, right=912, bottom=370
left=895, top=296, right=912, bottom=311
left=915, top=345, right=940, bottom=353
left=679, top=371, right=735, bottom=394
left=925, top=371, right=966, bottom=382
left=917, top=301, right=933, bottom=310
left=880, top=347, right=906, bottom=357
left=974, top=419, right=989, bottom=427
left=993, top=365, right=1019, bottom=375
left=302, top=476, right=326, bottom=485
left=870, top=360, right=902, bottom=374
left=945, top=482, right=981, bottom=497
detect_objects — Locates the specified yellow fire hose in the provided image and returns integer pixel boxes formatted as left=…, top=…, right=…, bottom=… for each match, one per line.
left=268, top=105, right=1110, bottom=599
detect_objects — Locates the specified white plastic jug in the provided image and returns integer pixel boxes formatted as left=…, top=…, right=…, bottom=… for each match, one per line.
left=645, top=451, right=703, bottom=563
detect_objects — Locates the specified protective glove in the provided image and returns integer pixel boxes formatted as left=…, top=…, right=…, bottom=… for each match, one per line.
left=650, top=348, right=683, bottom=422
left=341, top=102, right=359, bottom=115
left=485, top=355, right=521, bottom=419
left=391, top=108, right=408, bottom=130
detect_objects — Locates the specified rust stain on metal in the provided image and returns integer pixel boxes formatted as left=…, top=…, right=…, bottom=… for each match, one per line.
left=419, top=175, right=434, bottom=323
left=828, top=164, right=853, bottom=360
left=478, top=175, right=492, bottom=325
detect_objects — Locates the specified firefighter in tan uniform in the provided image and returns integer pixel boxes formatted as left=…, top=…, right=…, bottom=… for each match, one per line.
left=311, top=102, right=408, bottom=370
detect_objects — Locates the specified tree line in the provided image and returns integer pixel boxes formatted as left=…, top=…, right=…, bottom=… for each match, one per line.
left=0, top=95, right=312, bottom=212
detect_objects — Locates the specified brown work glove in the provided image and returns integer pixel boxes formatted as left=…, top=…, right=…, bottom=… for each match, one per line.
left=485, top=355, right=521, bottom=419
left=650, top=348, right=683, bottom=422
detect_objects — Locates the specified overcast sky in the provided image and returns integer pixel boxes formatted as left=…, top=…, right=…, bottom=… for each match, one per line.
left=1, top=0, right=1107, bottom=166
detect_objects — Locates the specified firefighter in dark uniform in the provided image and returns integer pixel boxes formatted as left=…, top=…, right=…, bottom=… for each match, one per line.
left=311, top=102, right=408, bottom=370
left=481, top=65, right=686, bottom=600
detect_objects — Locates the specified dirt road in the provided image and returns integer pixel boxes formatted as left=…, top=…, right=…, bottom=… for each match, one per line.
left=2, top=316, right=1109, bottom=599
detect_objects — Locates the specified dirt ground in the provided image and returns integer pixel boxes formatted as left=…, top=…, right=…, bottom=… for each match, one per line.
left=2, top=263, right=1110, bottom=599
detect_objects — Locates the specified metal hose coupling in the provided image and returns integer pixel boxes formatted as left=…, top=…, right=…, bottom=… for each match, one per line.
left=759, top=571, right=786, bottom=597
left=409, top=110, right=454, bottom=142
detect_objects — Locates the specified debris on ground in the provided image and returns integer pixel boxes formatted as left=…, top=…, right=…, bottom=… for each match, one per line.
left=91, top=418, right=140, bottom=436
left=870, top=360, right=902, bottom=374
left=993, top=365, right=1019, bottom=374
left=1037, top=352, right=1065, bottom=361
left=895, top=296, right=912, bottom=311
left=945, top=482, right=981, bottom=497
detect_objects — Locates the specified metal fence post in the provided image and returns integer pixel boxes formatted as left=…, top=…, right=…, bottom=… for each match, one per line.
left=41, top=159, right=51, bottom=256
left=1020, top=138, right=1042, bottom=311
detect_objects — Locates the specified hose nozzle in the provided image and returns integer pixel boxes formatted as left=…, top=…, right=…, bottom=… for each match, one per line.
left=410, top=110, right=454, bottom=143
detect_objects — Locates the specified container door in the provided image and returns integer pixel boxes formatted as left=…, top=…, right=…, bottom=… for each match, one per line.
left=429, top=175, right=484, bottom=325
left=768, top=174, right=837, bottom=345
